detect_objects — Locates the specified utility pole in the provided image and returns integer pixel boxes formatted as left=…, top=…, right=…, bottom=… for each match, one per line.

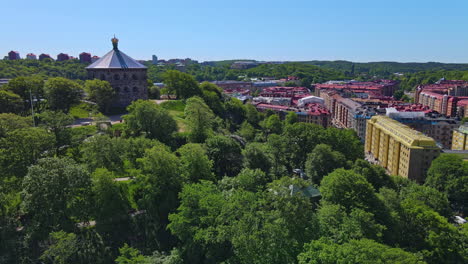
left=29, top=89, right=35, bottom=127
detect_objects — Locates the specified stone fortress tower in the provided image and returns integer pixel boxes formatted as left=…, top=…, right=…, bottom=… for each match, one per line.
left=86, top=36, right=148, bottom=108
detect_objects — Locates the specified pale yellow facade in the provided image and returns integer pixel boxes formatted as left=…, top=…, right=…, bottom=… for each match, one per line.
left=452, top=126, right=468, bottom=150
left=365, top=116, right=440, bottom=182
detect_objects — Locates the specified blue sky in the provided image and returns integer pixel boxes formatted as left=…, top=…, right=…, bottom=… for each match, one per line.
left=2, top=0, right=468, bottom=62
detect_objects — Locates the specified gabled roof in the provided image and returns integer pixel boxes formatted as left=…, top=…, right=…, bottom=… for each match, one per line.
left=86, top=37, right=146, bottom=69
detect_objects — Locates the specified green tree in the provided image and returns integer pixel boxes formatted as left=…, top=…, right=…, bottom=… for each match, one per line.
left=38, top=110, right=74, bottom=152
left=184, top=96, right=215, bottom=143
left=44, top=77, right=83, bottom=111
left=124, top=100, right=177, bottom=145
left=134, top=146, right=182, bottom=250
left=298, top=238, right=425, bottom=264
left=91, top=168, right=132, bottom=246
left=21, top=157, right=92, bottom=251
left=0, top=127, right=55, bottom=178
left=242, top=142, right=273, bottom=174
left=40, top=231, right=79, bottom=264
left=84, top=79, right=115, bottom=113
left=4, top=75, right=44, bottom=101
left=305, top=144, right=347, bottom=184
left=219, top=168, right=269, bottom=192
left=352, top=159, right=394, bottom=191
left=115, top=244, right=147, bottom=264
left=177, top=143, right=215, bottom=183
left=320, top=169, right=380, bottom=213
left=237, top=121, right=256, bottom=141
left=316, top=203, right=385, bottom=243
left=245, top=103, right=262, bottom=126
left=224, top=98, right=246, bottom=130
left=199, top=82, right=224, bottom=115
left=425, top=154, right=468, bottom=214
left=0, top=90, right=24, bottom=114
left=262, top=114, right=283, bottom=134
left=163, top=70, right=201, bottom=99
left=0, top=113, right=31, bottom=137
left=205, top=135, right=243, bottom=177
left=284, top=111, right=298, bottom=125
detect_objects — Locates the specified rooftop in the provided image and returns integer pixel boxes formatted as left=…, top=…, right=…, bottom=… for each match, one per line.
left=368, top=115, right=438, bottom=148
left=86, top=37, right=146, bottom=69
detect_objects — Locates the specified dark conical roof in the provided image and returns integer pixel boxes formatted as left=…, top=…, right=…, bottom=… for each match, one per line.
left=86, top=37, right=146, bottom=69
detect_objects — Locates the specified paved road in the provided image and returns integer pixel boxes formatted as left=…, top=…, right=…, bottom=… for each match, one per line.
left=71, top=114, right=126, bottom=127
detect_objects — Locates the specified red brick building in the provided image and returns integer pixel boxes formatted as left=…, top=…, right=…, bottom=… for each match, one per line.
left=39, top=53, right=52, bottom=61
left=8, top=51, right=20, bottom=60
left=57, top=53, right=70, bottom=61
left=79, top=52, right=92, bottom=63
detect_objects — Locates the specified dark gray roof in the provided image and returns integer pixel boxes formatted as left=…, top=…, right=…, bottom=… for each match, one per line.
left=86, top=41, right=146, bottom=69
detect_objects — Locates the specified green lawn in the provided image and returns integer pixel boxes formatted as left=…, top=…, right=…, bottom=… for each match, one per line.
left=159, top=100, right=188, bottom=132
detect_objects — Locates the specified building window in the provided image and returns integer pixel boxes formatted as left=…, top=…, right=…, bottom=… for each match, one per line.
left=124, top=87, right=129, bottom=93
left=114, top=74, right=120, bottom=80
left=132, top=74, right=138, bottom=80
left=123, top=73, right=128, bottom=80
left=115, top=87, right=120, bottom=92
left=100, top=74, right=106, bottom=80
left=133, top=87, right=138, bottom=93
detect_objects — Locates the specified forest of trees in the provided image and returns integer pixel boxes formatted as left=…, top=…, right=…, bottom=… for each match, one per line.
left=0, top=69, right=467, bottom=263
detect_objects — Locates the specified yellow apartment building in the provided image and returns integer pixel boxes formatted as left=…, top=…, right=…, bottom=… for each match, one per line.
left=365, top=116, right=440, bottom=182
left=452, top=125, right=468, bottom=150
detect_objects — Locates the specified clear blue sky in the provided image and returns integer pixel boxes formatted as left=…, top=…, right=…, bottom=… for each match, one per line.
left=2, top=0, right=468, bottom=62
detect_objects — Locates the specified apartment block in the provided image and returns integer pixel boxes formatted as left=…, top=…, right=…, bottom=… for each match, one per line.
left=365, top=116, right=440, bottom=182
left=452, top=125, right=468, bottom=150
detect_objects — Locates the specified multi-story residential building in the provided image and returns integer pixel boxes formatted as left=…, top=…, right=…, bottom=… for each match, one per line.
left=8, top=51, right=20, bottom=60
left=415, top=80, right=468, bottom=117
left=314, top=79, right=399, bottom=97
left=387, top=108, right=459, bottom=149
left=39, top=53, right=52, bottom=60
left=57, top=53, right=70, bottom=61
left=26, top=53, right=37, bottom=60
left=365, top=116, right=440, bottom=182
left=452, top=125, right=468, bottom=150
left=79, top=52, right=92, bottom=63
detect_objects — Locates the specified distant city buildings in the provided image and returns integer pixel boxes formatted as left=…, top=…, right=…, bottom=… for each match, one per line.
left=251, top=86, right=331, bottom=127
left=365, top=115, right=440, bottom=182
left=26, top=53, right=37, bottom=60
left=415, top=79, right=468, bottom=117
left=79, top=52, right=92, bottom=63
left=152, top=55, right=158, bottom=65
left=8, top=51, right=20, bottom=60
left=39, top=53, right=52, bottom=61
left=314, top=79, right=399, bottom=97
left=57, top=53, right=70, bottom=61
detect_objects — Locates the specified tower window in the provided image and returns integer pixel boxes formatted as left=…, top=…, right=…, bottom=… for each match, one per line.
left=123, top=73, right=128, bottom=80
left=133, top=87, right=138, bottom=93
left=100, top=74, right=106, bottom=80
left=124, top=87, right=129, bottom=93
left=114, top=74, right=120, bottom=80
left=132, top=74, right=138, bottom=80
left=115, top=87, right=120, bottom=92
